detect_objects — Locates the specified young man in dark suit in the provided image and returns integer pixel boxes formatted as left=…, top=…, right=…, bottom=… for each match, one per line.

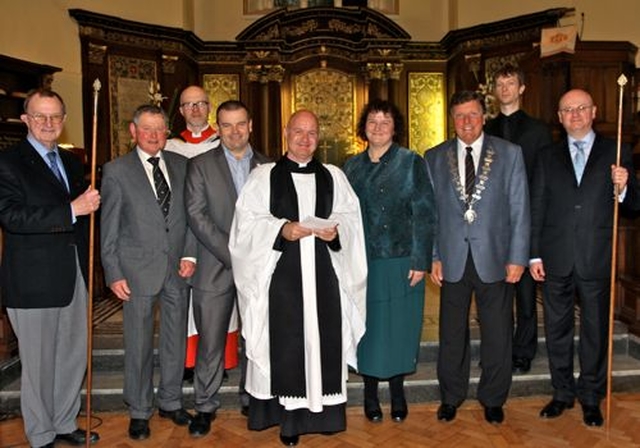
left=530, top=88, right=640, bottom=427
left=485, top=64, right=553, bottom=374
left=0, top=89, right=100, bottom=448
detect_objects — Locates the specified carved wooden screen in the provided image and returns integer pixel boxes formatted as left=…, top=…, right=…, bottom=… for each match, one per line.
left=291, top=68, right=362, bottom=166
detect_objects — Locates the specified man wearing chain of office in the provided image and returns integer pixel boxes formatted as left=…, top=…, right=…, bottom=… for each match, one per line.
left=425, top=90, right=530, bottom=425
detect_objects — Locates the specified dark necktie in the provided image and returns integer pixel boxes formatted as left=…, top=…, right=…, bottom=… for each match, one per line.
left=47, top=151, right=66, bottom=190
left=465, top=146, right=475, bottom=201
left=148, top=157, right=171, bottom=218
left=573, top=140, right=586, bottom=184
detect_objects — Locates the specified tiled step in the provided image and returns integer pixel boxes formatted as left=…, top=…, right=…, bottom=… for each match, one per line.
left=2, top=332, right=640, bottom=415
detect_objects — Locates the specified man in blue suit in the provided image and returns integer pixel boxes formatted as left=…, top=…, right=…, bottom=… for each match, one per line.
left=531, top=88, right=640, bottom=427
left=425, top=90, right=530, bottom=425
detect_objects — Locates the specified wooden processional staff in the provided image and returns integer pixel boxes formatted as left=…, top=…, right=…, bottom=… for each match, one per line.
left=85, top=78, right=101, bottom=447
left=605, top=73, right=627, bottom=431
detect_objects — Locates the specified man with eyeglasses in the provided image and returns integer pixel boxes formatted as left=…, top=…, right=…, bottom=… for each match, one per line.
left=0, top=89, right=100, bottom=448
left=425, top=90, right=530, bottom=425
left=485, top=64, right=553, bottom=375
left=100, top=104, right=197, bottom=440
left=164, top=86, right=231, bottom=388
left=530, top=88, right=640, bottom=427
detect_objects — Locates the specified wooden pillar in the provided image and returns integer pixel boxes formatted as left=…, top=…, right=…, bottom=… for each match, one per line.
left=245, top=64, right=284, bottom=160
left=387, top=63, right=403, bottom=108
left=260, top=81, right=270, bottom=154
left=365, top=63, right=387, bottom=101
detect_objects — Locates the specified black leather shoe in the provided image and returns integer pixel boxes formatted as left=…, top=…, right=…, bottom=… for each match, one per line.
left=128, top=419, right=150, bottom=440
left=189, top=411, right=214, bottom=437
left=391, top=398, right=408, bottom=422
left=279, top=434, right=300, bottom=446
left=484, top=406, right=504, bottom=424
left=159, top=407, right=193, bottom=426
left=582, top=404, right=604, bottom=427
left=241, top=405, right=249, bottom=417
left=183, top=367, right=194, bottom=383
left=437, top=403, right=457, bottom=422
left=539, top=399, right=574, bottom=418
left=55, top=428, right=100, bottom=445
left=512, top=357, right=532, bottom=374
left=364, top=400, right=383, bottom=423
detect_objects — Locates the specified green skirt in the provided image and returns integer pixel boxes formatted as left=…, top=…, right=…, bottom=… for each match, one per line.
left=357, top=257, right=425, bottom=378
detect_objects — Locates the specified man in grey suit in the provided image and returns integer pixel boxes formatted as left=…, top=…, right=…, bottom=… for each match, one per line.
left=425, top=90, right=530, bottom=425
left=101, top=104, right=197, bottom=440
left=185, top=100, right=269, bottom=437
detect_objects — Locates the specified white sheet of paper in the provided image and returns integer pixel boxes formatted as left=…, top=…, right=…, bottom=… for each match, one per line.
left=300, top=216, right=338, bottom=231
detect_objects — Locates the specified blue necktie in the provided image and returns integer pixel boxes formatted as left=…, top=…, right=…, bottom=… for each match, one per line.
left=573, top=140, right=586, bottom=184
left=47, top=151, right=66, bottom=190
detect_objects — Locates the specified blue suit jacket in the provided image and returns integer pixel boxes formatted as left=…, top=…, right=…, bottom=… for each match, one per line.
left=425, top=134, right=530, bottom=283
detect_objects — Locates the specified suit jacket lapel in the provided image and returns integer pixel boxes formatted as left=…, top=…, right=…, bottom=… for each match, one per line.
left=214, top=149, right=239, bottom=202
left=19, top=141, right=69, bottom=195
left=583, top=135, right=605, bottom=180
left=129, top=152, right=165, bottom=220
left=164, top=152, right=181, bottom=222
left=444, top=141, right=467, bottom=210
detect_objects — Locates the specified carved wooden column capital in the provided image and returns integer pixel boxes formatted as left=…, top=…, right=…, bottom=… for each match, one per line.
left=245, top=64, right=285, bottom=84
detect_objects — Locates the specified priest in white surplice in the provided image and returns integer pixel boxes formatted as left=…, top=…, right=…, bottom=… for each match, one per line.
left=229, top=110, right=367, bottom=446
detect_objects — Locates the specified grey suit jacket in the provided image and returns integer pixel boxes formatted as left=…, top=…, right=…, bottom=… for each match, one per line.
left=100, top=149, right=196, bottom=296
left=185, top=147, right=270, bottom=293
left=425, top=134, right=530, bottom=283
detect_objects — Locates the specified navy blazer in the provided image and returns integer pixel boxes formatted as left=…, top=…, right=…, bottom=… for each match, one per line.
left=0, top=140, right=89, bottom=308
left=530, top=134, right=640, bottom=279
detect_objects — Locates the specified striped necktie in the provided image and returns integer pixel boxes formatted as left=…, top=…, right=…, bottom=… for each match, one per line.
left=465, top=146, right=475, bottom=201
left=148, top=157, right=171, bottom=218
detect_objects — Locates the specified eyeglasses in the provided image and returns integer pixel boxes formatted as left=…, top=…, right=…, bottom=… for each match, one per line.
left=559, top=105, right=593, bottom=115
left=27, top=113, right=65, bottom=124
left=180, top=101, right=209, bottom=110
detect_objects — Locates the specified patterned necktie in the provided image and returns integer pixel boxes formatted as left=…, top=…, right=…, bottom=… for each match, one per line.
left=573, top=140, right=586, bottom=184
left=465, top=146, right=475, bottom=201
left=148, top=157, right=171, bottom=218
left=47, top=151, right=66, bottom=190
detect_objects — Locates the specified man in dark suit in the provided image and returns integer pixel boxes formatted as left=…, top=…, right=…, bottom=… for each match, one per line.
left=184, top=100, right=269, bottom=437
left=100, top=104, right=196, bottom=440
left=0, top=89, right=100, bottom=448
left=485, top=64, right=553, bottom=374
left=425, top=90, right=530, bottom=425
left=530, top=88, right=640, bottom=427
